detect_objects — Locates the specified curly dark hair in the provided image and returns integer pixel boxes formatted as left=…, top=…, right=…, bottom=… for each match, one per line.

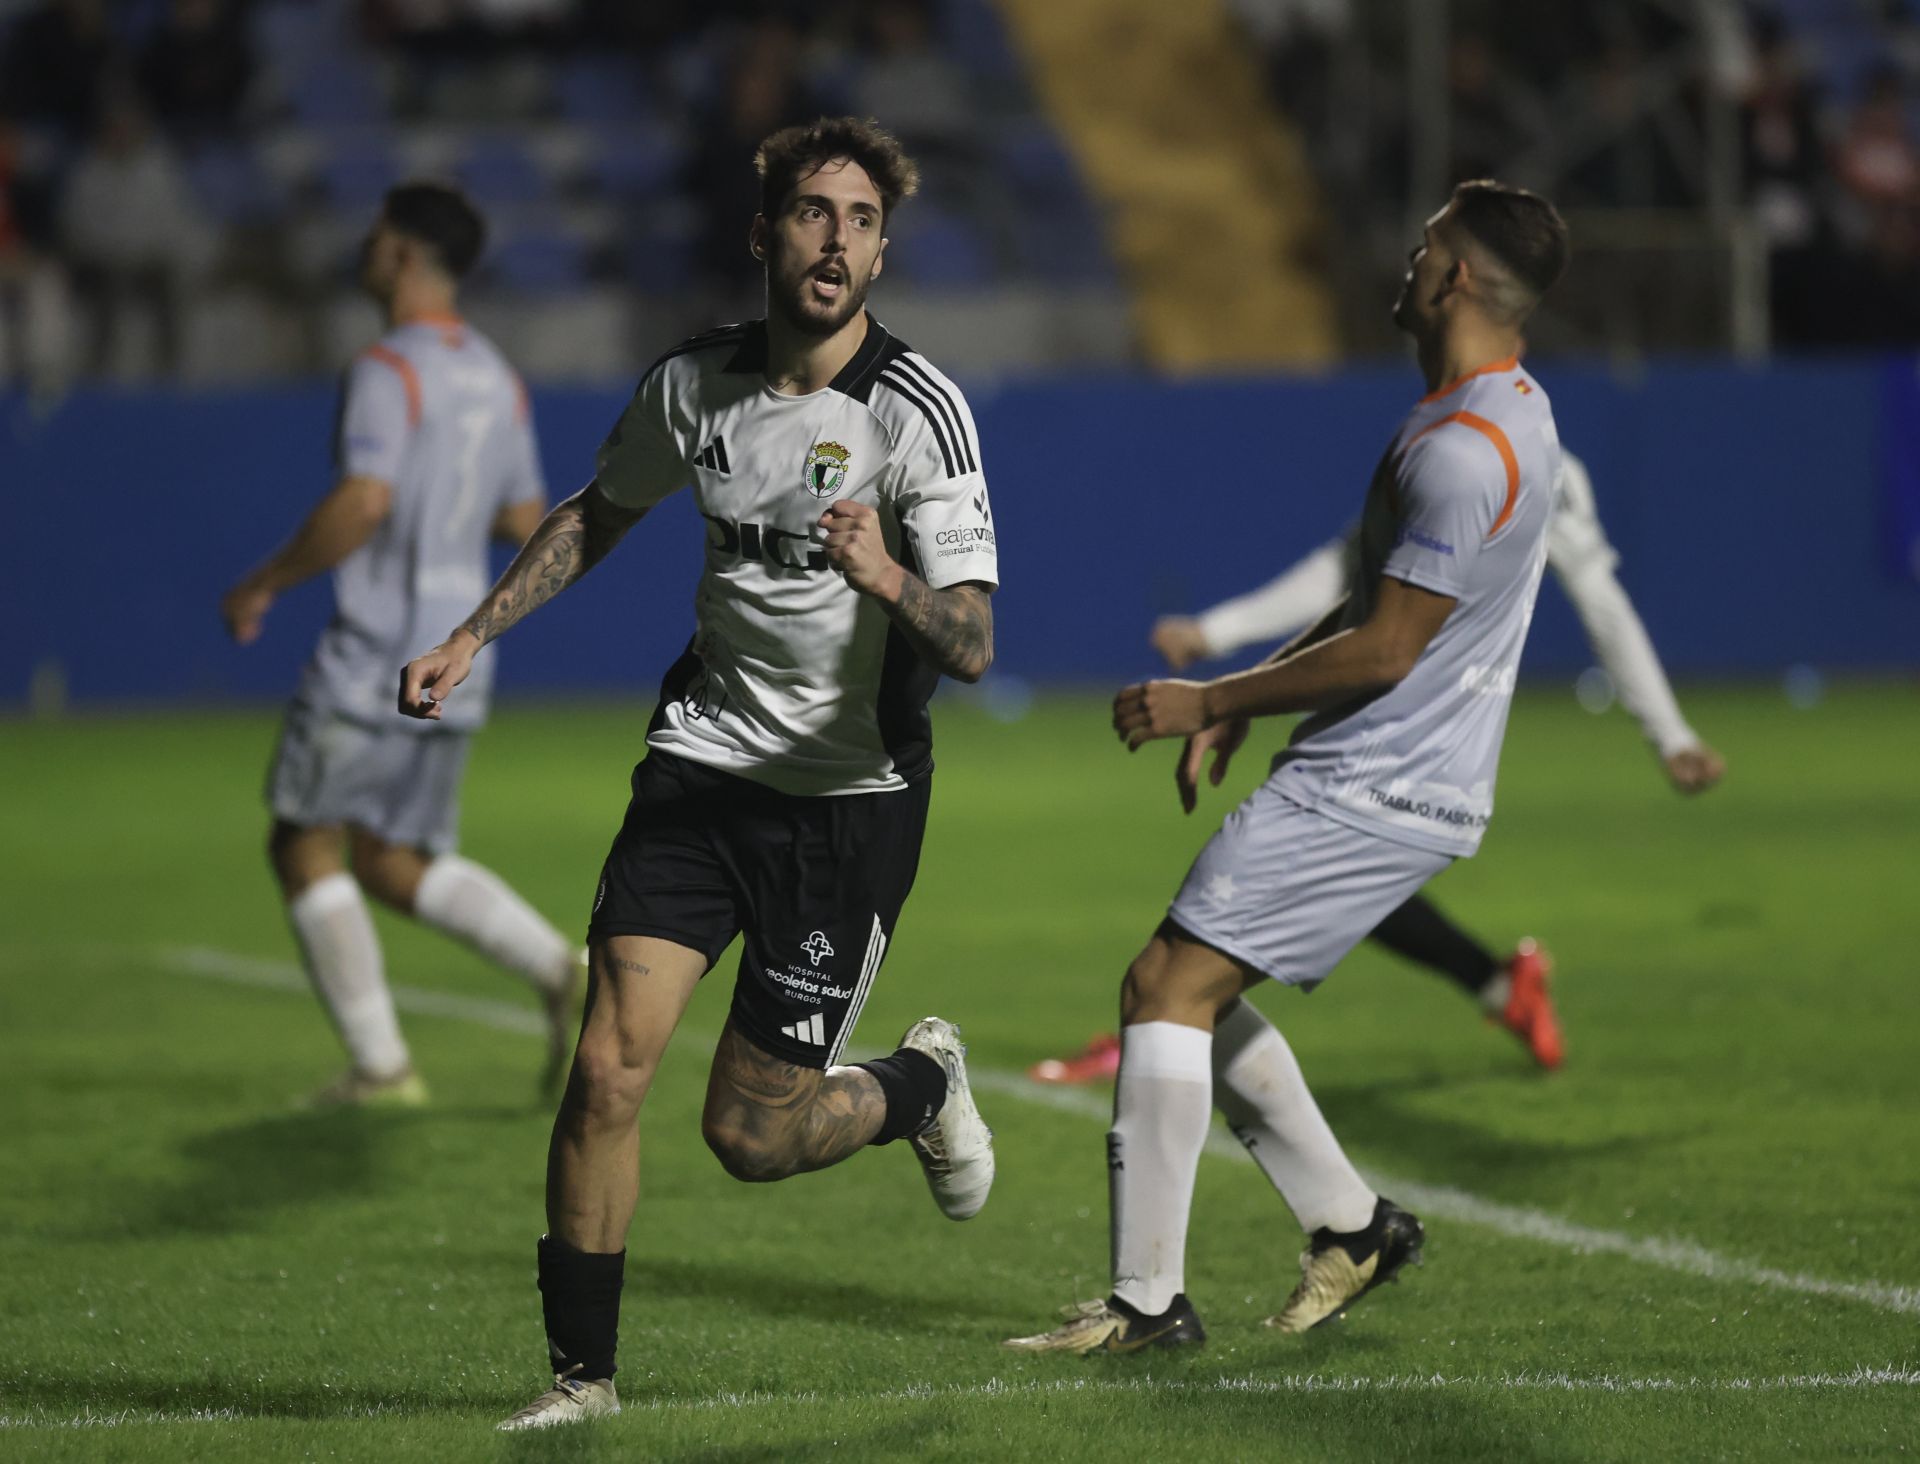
left=754, top=116, right=921, bottom=223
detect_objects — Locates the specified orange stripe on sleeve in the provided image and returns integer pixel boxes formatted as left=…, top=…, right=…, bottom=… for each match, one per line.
left=1402, top=410, right=1520, bottom=538
left=362, top=344, right=423, bottom=429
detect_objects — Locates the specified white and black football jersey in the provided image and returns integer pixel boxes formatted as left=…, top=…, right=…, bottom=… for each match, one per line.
left=595, top=314, right=999, bottom=796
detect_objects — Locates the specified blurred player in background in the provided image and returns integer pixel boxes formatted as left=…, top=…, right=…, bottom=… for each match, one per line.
left=1033, top=448, right=1727, bottom=1081
left=1009, top=180, right=1570, bottom=1355
left=399, top=118, right=999, bottom=1431
left=221, top=182, right=583, bottom=1109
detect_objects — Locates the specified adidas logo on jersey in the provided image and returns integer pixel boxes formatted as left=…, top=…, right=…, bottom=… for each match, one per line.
left=694, top=436, right=731, bottom=473
left=781, top=1012, right=828, bottom=1046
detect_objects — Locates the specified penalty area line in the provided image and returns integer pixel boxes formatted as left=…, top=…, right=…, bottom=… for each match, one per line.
left=156, top=945, right=1920, bottom=1321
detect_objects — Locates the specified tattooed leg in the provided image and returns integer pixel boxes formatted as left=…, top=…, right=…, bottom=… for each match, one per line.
left=700, top=1024, right=888, bottom=1182
left=546, top=935, right=706, bottom=1252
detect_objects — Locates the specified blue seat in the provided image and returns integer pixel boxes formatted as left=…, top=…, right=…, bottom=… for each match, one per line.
left=184, top=142, right=284, bottom=226
left=318, top=138, right=399, bottom=209
left=286, top=57, right=387, bottom=125
left=618, top=227, right=696, bottom=295
left=938, top=0, right=1023, bottom=80
left=997, top=122, right=1084, bottom=201
left=555, top=57, right=650, bottom=123
left=1018, top=196, right=1118, bottom=286
left=893, top=208, right=996, bottom=289
left=590, top=124, right=685, bottom=199
left=457, top=137, right=552, bottom=207
left=255, top=0, right=348, bottom=67
left=487, top=230, right=592, bottom=293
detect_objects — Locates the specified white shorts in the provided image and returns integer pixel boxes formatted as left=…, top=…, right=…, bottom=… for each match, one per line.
left=1167, top=782, right=1452, bottom=989
left=266, top=698, right=471, bottom=853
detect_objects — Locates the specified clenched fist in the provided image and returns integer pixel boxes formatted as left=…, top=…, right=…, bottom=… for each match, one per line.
left=1113, top=679, right=1213, bottom=750
left=818, top=499, right=900, bottom=598
left=398, top=631, right=479, bottom=721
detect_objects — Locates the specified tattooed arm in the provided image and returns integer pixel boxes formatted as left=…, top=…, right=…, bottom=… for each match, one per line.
left=398, top=481, right=645, bottom=719
left=884, top=575, right=995, bottom=683
left=817, top=499, right=995, bottom=682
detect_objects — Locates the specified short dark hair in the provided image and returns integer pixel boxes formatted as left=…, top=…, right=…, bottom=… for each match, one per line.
left=382, top=181, right=487, bottom=279
left=1448, top=179, right=1570, bottom=301
left=754, top=116, right=920, bottom=222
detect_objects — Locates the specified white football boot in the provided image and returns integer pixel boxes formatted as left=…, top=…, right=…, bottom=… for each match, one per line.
left=496, top=1366, right=620, bottom=1431
left=898, top=1017, right=995, bottom=1220
left=302, top=1067, right=429, bottom=1110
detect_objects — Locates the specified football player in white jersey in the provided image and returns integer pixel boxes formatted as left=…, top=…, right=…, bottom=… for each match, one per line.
left=1136, top=449, right=1725, bottom=1068
left=399, top=119, right=999, bottom=1430
left=1018, top=449, right=1727, bottom=1081
left=222, top=183, right=584, bottom=1108
left=1008, top=180, right=1572, bottom=1355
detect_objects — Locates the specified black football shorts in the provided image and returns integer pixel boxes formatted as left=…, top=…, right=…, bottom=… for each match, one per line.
left=588, top=750, right=930, bottom=1067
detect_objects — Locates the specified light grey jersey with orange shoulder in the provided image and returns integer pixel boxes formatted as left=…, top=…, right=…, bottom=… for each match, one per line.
left=1269, top=356, right=1559, bottom=856
left=296, top=317, right=544, bottom=732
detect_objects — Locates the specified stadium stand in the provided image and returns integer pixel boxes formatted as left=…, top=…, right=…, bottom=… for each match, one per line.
left=0, top=0, right=1128, bottom=385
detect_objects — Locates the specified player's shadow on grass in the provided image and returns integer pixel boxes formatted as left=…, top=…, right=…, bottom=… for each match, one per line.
left=498, top=1414, right=937, bottom=1464
left=623, top=1254, right=1008, bottom=1331
left=0, top=1365, right=486, bottom=1421
left=1312, top=1075, right=1686, bottom=1185
left=108, top=1108, right=425, bottom=1239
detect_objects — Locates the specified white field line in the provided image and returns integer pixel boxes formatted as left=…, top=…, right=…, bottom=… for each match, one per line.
left=5, top=1367, right=1919, bottom=1431
left=157, top=946, right=1920, bottom=1320
left=970, top=1073, right=1920, bottom=1319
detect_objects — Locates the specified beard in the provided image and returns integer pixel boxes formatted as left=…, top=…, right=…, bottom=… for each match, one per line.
left=1391, top=276, right=1418, bottom=333
left=768, top=250, right=874, bottom=338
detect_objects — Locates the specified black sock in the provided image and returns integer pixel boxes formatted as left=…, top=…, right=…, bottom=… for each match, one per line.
left=536, top=1234, right=625, bottom=1381
left=1369, top=894, right=1501, bottom=995
left=855, top=1047, right=946, bottom=1144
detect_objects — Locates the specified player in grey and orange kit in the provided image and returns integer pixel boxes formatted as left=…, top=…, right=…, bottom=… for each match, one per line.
left=1028, top=447, right=1727, bottom=1083
left=1009, top=179, right=1572, bottom=1354
left=222, top=182, right=581, bottom=1107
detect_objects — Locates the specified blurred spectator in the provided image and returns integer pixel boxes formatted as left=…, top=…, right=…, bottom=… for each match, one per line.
left=1742, top=17, right=1825, bottom=253
left=1230, top=0, right=1348, bottom=153
left=138, top=0, right=254, bottom=140
left=58, top=92, right=211, bottom=374
left=1447, top=33, right=1536, bottom=182
left=1825, top=60, right=1920, bottom=345
left=0, top=0, right=117, bottom=134
left=1742, top=16, right=1838, bottom=350
left=0, top=122, right=76, bottom=390
left=687, top=15, right=818, bottom=298
left=1837, top=62, right=1920, bottom=240
left=367, top=0, right=573, bottom=59
left=1562, top=38, right=1693, bottom=208
left=849, top=0, right=969, bottom=152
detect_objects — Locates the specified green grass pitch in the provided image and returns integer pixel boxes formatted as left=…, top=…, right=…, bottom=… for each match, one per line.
left=1, top=685, right=1916, bottom=1461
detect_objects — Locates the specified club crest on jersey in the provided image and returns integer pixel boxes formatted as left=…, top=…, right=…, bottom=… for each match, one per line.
left=802, top=440, right=851, bottom=499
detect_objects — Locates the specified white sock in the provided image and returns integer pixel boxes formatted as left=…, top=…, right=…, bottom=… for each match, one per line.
left=288, top=873, right=408, bottom=1078
left=413, top=854, right=575, bottom=994
left=1478, top=972, right=1513, bottom=1014
left=1212, top=998, right=1376, bottom=1234
left=1108, top=1021, right=1213, bottom=1316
